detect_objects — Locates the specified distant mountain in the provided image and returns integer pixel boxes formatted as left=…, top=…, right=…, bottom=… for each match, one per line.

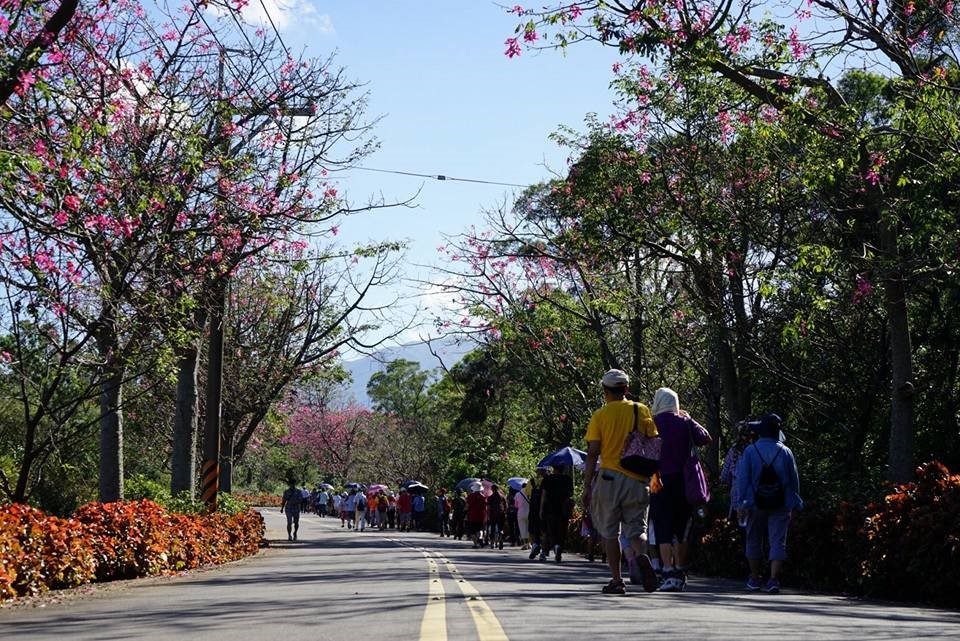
left=342, top=337, right=474, bottom=405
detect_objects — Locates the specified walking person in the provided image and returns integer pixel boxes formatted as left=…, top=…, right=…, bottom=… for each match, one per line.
left=355, top=490, right=368, bottom=532
left=398, top=488, right=413, bottom=532
left=317, top=488, right=329, bottom=517
left=387, top=493, right=398, bottom=529
left=412, top=491, right=426, bottom=530
left=486, top=484, right=507, bottom=550
left=540, top=466, right=574, bottom=562
left=582, top=369, right=660, bottom=595
left=368, top=492, right=379, bottom=529
left=721, top=421, right=756, bottom=522
left=736, top=413, right=803, bottom=594
left=515, top=482, right=531, bottom=550
left=334, top=492, right=346, bottom=527
left=647, top=387, right=713, bottom=591
left=437, top=488, right=451, bottom=537
left=280, top=479, right=302, bottom=541
left=375, top=491, right=387, bottom=530
left=465, top=483, right=487, bottom=548
left=452, top=489, right=466, bottom=540
left=527, top=467, right=547, bottom=559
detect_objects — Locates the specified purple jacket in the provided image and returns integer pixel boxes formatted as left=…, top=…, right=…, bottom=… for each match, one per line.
left=653, top=412, right=711, bottom=475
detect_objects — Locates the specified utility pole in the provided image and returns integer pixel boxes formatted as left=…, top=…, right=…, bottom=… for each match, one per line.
left=200, top=52, right=232, bottom=513
left=201, top=48, right=313, bottom=510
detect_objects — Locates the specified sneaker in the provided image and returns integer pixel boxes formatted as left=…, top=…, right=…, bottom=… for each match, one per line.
left=601, top=578, right=627, bottom=595
left=553, top=545, right=561, bottom=563
left=746, top=577, right=762, bottom=592
left=529, top=544, right=540, bottom=560
left=629, top=554, right=659, bottom=593
left=764, top=579, right=781, bottom=594
left=538, top=551, right=547, bottom=562
left=658, top=574, right=682, bottom=592
left=287, top=535, right=293, bottom=541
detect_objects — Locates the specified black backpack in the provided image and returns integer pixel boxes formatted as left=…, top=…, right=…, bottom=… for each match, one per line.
left=753, top=445, right=785, bottom=510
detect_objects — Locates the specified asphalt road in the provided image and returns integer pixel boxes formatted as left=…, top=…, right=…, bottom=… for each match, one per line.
left=2, top=509, right=958, bottom=641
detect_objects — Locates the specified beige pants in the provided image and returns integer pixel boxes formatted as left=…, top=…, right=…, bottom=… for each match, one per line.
left=591, top=468, right=650, bottom=541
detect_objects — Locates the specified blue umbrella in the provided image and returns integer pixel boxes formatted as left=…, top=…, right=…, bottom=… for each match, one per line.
left=538, top=446, right=587, bottom=470
left=345, top=482, right=362, bottom=490
left=401, top=480, right=429, bottom=493
left=455, top=477, right=481, bottom=491
left=507, top=477, right=528, bottom=491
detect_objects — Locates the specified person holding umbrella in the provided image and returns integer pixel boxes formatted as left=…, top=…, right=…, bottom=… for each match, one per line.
left=540, top=466, right=575, bottom=562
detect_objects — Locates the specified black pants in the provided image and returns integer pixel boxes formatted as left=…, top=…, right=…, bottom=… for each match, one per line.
left=387, top=509, right=396, bottom=528
left=452, top=514, right=465, bottom=539
left=542, top=513, right=568, bottom=552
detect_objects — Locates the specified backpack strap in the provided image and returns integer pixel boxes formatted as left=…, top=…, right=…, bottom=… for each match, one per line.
left=632, top=402, right=639, bottom=432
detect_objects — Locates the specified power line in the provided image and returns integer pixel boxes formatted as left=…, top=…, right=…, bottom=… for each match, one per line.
left=351, top=166, right=529, bottom=188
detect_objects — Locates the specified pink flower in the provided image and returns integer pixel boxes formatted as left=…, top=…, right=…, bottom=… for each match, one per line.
left=511, top=4, right=525, bottom=14
left=523, top=29, right=538, bottom=43
left=53, top=210, right=70, bottom=226
left=568, top=5, right=583, bottom=20
left=504, top=37, right=522, bottom=58
left=15, top=70, right=36, bottom=96
left=1, top=352, right=12, bottom=363
left=853, top=274, right=874, bottom=304
left=63, top=194, right=81, bottom=211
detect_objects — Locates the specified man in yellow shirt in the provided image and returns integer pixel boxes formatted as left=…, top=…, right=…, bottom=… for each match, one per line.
left=583, top=369, right=659, bottom=595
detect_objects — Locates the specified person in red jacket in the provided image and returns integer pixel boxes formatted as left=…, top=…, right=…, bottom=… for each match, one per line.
left=465, top=484, right=487, bottom=549
left=398, top=488, right=413, bottom=532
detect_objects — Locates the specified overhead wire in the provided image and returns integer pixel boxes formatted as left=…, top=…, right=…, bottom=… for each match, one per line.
left=350, top=166, right=529, bottom=188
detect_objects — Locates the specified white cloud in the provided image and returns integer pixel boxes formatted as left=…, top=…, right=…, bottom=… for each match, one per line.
left=241, top=0, right=334, bottom=34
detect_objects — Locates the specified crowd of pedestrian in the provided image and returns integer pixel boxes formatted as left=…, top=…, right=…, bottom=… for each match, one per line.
left=279, top=368, right=802, bottom=597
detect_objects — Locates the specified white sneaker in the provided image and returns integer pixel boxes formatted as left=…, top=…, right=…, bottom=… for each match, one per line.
left=658, top=576, right=683, bottom=592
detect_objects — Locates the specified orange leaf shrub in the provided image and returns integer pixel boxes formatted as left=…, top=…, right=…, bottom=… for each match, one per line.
left=860, top=461, right=960, bottom=607
left=0, top=503, right=96, bottom=597
left=0, top=500, right=264, bottom=601
left=692, top=460, right=960, bottom=607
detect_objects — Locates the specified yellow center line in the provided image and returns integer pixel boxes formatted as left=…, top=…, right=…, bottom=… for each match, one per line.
left=419, top=552, right=447, bottom=641
left=390, top=538, right=510, bottom=641
left=431, top=550, right=510, bottom=641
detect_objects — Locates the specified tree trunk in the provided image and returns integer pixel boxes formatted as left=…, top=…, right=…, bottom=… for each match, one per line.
left=201, top=282, right=226, bottom=510
left=882, top=225, right=915, bottom=483
left=219, top=422, right=234, bottom=493
left=98, top=360, right=125, bottom=503
left=713, top=327, right=745, bottom=426
left=171, top=344, right=200, bottom=497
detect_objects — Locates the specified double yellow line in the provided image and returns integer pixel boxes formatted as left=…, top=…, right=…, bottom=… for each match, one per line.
left=393, top=540, right=510, bottom=641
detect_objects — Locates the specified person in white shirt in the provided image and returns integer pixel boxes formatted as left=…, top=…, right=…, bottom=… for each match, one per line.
left=515, top=483, right=531, bottom=550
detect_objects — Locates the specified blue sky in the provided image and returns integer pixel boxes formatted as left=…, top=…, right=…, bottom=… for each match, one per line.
left=249, top=1, right=621, bottom=339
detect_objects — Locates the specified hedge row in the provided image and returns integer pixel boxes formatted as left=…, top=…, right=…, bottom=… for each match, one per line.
left=0, top=499, right=265, bottom=601
left=696, top=461, right=960, bottom=608
left=557, top=461, right=959, bottom=608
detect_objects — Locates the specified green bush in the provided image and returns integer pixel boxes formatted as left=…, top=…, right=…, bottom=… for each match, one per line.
left=126, top=474, right=171, bottom=503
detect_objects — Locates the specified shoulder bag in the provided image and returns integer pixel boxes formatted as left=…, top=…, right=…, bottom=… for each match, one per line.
left=619, top=402, right=662, bottom=477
